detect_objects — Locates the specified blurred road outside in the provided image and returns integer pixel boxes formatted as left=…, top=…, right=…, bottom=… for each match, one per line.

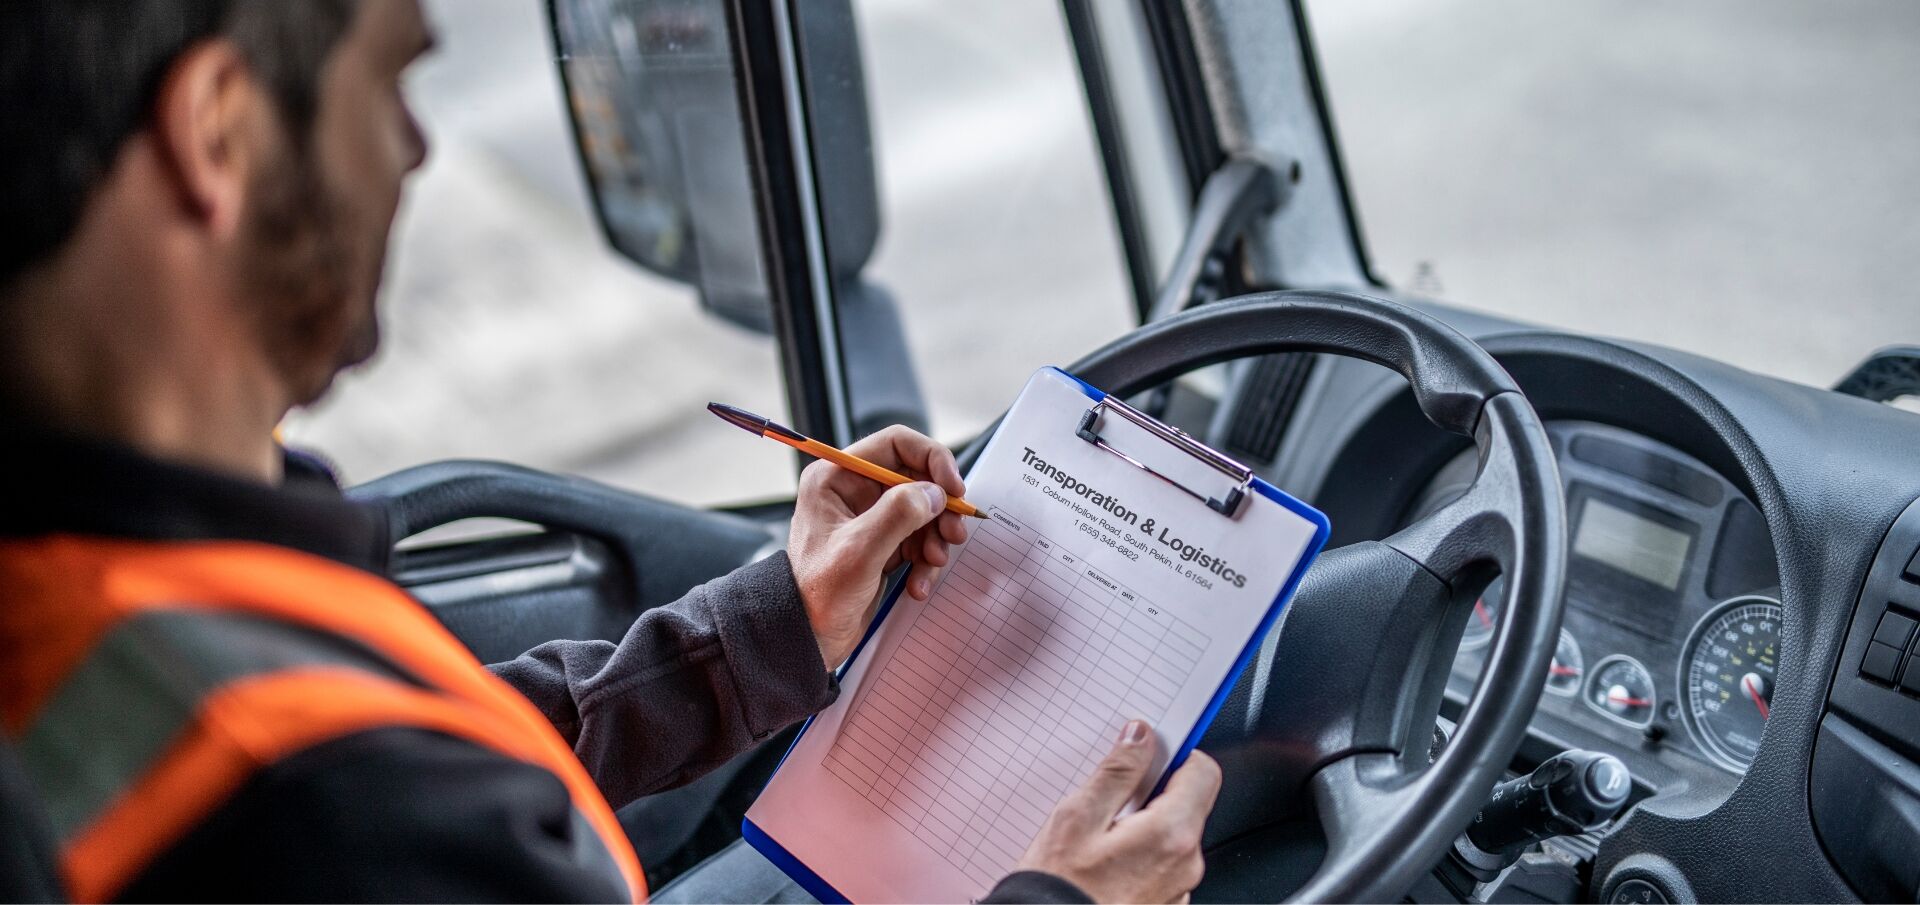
left=283, top=0, right=1920, bottom=514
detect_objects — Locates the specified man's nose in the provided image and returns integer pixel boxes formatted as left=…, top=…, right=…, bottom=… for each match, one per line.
left=403, top=105, right=430, bottom=172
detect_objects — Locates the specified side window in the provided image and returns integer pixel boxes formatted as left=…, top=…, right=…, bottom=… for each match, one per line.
left=828, top=1, right=1137, bottom=445
left=282, top=0, right=798, bottom=507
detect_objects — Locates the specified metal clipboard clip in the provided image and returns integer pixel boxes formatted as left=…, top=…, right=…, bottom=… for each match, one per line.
left=1075, top=395, right=1254, bottom=517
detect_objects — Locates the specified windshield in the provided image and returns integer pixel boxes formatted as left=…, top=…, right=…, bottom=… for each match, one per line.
left=1305, top=0, right=1920, bottom=389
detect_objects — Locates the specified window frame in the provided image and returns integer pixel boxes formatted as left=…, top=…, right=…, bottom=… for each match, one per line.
left=724, top=0, right=856, bottom=448
left=723, top=0, right=1382, bottom=452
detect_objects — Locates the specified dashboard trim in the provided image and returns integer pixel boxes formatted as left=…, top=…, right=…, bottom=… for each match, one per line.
left=1269, top=314, right=1918, bottom=902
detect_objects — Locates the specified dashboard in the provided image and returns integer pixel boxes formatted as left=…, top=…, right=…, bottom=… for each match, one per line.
left=1419, top=421, right=1781, bottom=780
left=1164, top=298, right=1920, bottom=903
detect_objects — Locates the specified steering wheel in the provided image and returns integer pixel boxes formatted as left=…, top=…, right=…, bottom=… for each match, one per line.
left=968, top=289, right=1568, bottom=902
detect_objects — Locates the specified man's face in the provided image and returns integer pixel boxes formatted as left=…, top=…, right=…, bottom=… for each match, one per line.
left=243, top=0, right=433, bottom=406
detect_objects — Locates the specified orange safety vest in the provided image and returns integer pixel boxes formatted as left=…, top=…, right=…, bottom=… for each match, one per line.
left=0, top=536, right=647, bottom=903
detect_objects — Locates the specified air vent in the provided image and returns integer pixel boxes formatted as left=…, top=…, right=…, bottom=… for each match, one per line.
left=1224, top=353, right=1316, bottom=463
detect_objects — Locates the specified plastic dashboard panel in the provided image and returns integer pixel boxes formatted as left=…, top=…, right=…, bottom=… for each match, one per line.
left=1226, top=298, right=1920, bottom=903
left=1810, top=495, right=1920, bottom=902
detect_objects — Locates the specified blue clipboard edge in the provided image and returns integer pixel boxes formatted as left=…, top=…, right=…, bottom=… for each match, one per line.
left=740, top=816, right=848, bottom=904
left=742, top=366, right=1331, bottom=903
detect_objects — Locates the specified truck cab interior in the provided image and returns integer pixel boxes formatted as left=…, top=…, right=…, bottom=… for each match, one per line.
left=14, top=1, right=1906, bottom=902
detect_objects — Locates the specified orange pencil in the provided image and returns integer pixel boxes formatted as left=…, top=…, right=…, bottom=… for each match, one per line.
left=708, top=402, right=987, bottom=519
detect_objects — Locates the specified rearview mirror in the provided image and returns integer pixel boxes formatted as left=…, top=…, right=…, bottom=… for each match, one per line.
left=549, top=0, right=774, bottom=332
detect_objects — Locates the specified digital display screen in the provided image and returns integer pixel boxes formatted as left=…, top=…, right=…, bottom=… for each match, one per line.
left=1573, top=498, right=1692, bottom=591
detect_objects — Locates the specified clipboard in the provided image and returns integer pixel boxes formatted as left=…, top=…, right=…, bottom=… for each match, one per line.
left=743, top=367, right=1330, bottom=903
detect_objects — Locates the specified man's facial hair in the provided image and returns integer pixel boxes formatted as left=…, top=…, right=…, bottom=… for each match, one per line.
left=238, top=144, right=376, bottom=408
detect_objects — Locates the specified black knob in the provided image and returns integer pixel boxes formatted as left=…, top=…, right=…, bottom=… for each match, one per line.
left=1466, top=749, right=1632, bottom=855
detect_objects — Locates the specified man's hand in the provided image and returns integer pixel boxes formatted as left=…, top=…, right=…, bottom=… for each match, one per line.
left=1013, top=720, right=1222, bottom=904
left=787, top=425, right=970, bottom=669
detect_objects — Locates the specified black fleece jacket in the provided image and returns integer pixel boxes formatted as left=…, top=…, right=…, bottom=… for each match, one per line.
left=1, top=426, right=1088, bottom=904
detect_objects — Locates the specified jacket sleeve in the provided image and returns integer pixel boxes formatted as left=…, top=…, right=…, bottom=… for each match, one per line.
left=123, top=729, right=1097, bottom=904
left=979, top=870, right=1097, bottom=904
left=122, top=728, right=632, bottom=903
left=488, top=551, right=838, bottom=808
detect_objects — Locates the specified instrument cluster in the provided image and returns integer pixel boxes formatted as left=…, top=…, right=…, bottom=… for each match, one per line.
left=1419, top=421, right=1783, bottom=777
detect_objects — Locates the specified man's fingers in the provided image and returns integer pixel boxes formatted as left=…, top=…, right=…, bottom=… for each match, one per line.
left=921, top=530, right=950, bottom=567
left=937, top=511, right=969, bottom=545
left=1139, top=750, right=1222, bottom=830
left=928, top=448, right=965, bottom=499
left=905, top=562, right=942, bottom=600
left=843, top=482, right=946, bottom=576
left=844, top=426, right=967, bottom=499
left=843, top=425, right=931, bottom=471
left=903, top=430, right=964, bottom=497
left=817, top=463, right=887, bottom=507
left=1068, top=719, right=1157, bottom=823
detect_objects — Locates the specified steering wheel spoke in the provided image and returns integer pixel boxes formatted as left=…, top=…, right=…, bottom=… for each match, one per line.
left=1383, top=394, right=1526, bottom=586
left=1307, top=753, right=1426, bottom=884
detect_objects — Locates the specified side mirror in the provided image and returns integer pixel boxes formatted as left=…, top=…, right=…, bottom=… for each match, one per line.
left=550, top=0, right=775, bottom=331
left=549, top=0, right=883, bottom=331
left=549, top=0, right=926, bottom=438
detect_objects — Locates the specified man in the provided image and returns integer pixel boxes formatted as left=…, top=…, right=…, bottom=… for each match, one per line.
left=0, top=1, right=1222, bottom=902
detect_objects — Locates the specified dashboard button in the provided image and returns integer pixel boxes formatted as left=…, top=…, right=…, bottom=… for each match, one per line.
left=1902, top=656, right=1920, bottom=697
left=1609, top=878, right=1671, bottom=904
left=1872, top=610, right=1918, bottom=649
left=1862, top=642, right=1903, bottom=684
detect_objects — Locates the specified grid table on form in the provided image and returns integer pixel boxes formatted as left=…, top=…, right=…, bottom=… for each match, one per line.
left=822, top=510, right=1213, bottom=888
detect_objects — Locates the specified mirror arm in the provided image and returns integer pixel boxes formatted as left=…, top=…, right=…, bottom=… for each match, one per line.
left=837, top=280, right=930, bottom=438
left=1145, top=157, right=1286, bottom=324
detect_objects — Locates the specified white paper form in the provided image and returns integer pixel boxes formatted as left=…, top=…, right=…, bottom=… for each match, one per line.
left=746, top=368, right=1325, bottom=903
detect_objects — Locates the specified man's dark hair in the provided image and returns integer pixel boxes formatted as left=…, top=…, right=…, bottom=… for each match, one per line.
left=0, top=0, right=360, bottom=289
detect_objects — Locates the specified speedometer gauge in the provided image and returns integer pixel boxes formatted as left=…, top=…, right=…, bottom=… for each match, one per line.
left=1586, top=655, right=1656, bottom=728
left=1546, top=630, right=1584, bottom=696
left=1461, top=575, right=1505, bottom=650
left=1682, top=597, right=1780, bottom=773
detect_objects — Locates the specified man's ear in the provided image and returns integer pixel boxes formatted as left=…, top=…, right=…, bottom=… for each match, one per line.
left=148, top=40, right=271, bottom=239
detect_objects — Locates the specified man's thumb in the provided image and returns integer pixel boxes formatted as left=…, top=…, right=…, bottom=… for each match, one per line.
left=846, top=482, right=945, bottom=567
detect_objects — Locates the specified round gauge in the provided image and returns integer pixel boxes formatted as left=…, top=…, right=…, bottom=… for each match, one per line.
left=1682, top=596, right=1781, bottom=773
left=1586, top=655, right=1656, bottom=728
left=1461, top=576, right=1506, bottom=650
left=1546, top=630, right=1584, bottom=696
